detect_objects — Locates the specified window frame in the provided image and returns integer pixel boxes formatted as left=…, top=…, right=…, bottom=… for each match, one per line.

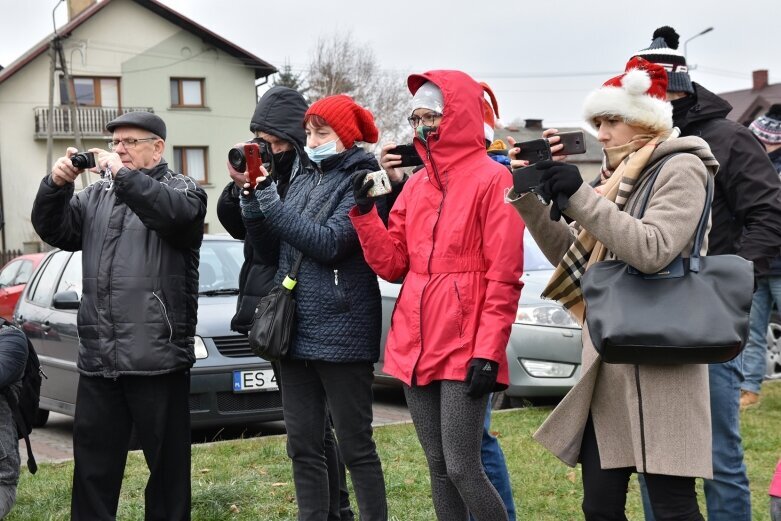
left=170, top=77, right=205, bottom=108
left=59, top=75, right=121, bottom=107
left=173, top=146, right=209, bottom=184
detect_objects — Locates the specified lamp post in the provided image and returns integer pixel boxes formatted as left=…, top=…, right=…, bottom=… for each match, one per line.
left=683, top=27, right=714, bottom=67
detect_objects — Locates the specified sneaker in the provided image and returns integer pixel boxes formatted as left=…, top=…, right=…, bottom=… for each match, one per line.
left=739, top=390, right=760, bottom=410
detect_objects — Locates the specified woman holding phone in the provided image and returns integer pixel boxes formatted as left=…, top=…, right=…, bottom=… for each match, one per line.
left=241, top=94, right=388, bottom=521
left=350, top=70, right=525, bottom=521
left=507, top=57, right=717, bottom=520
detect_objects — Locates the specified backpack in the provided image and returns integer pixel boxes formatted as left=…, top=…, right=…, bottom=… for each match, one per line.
left=1, top=319, right=42, bottom=474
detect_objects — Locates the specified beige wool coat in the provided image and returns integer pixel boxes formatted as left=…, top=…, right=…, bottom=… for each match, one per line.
left=509, top=135, right=719, bottom=479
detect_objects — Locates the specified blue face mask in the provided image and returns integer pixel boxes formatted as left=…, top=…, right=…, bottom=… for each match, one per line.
left=304, top=140, right=339, bottom=164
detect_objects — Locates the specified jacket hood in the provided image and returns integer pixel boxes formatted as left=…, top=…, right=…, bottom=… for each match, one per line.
left=675, top=83, right=732, bottom=129
left=407, top=71, right=489, bottom=180
left=250, top=86, right=308, bottom=149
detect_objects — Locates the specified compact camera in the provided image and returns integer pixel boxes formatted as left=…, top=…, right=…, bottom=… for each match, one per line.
left=70, top=152, right=96, bottom=170
left=227, top=138, right=270, bottom=173
left=363, top=170, right=392, bottom=198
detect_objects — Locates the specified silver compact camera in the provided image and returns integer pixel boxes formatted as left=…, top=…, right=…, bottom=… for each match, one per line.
left=364, top=170, right=392, bottom=198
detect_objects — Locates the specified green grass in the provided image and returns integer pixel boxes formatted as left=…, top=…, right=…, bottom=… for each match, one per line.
left=7, top=381, right=781, bottom=520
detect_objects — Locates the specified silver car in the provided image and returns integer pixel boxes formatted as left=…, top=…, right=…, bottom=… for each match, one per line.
left=375, top=230, right=582, bottom=407
left=14, top=235, right=283, bottom=429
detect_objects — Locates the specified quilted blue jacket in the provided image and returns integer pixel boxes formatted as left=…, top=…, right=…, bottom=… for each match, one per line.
left=243, top=147, right=382, bottom=362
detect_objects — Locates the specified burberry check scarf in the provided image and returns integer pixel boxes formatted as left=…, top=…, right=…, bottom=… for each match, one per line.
left=541, top=128, right=679, bottom=324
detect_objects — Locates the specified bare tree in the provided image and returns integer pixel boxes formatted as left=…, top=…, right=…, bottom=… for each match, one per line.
left=306, top=32, right=410, bottom=146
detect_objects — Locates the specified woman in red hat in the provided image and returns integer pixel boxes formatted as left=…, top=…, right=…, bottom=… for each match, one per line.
left=350, top=71, right=525, bottom=521
left=508, top=57, right=717, bottom=520
left=241, top=94, right=388, bottom=520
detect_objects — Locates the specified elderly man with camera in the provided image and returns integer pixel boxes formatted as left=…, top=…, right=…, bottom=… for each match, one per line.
left=31, top=111, right=207, bottom=521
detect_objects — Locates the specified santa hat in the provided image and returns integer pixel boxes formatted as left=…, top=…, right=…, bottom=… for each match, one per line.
left=480, top=82, right=502, bottom=143
left=305, top=94, right=378, bottom=147
left=633, top=26, right=694, bottom=94
left=749, top=104, right=781, bottom=145
left=582, top=57, right=673, bottom=133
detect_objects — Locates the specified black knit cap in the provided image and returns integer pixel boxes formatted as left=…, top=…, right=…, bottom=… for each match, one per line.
left=106, top=111, right=167, bottom=140
left=633, top=26, right=694, bottom=94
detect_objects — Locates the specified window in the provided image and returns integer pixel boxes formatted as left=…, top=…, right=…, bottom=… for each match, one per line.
left=30, top=251, right=69, bottom=306
left=0, top=261, right=21, bottom=287
left=56, top=251, right=83, bottom=299
left=60, top=76, right=120, bottom=107
left=173, top=147, right=208, bottom=183
left=14, top=261, right=34, bottom=286
left=170, top=78, right=204, bottom=107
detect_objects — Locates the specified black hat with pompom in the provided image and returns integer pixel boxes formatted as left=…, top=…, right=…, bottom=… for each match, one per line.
left=633, top=26, right=694, bottom=94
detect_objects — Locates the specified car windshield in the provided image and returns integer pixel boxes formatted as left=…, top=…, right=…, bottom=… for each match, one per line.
left=198, top=240, right=243, bottom=294
left=523, top=229, right=554, bottom=272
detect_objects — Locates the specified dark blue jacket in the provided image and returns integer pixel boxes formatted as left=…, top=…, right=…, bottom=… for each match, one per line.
left=768, top=148, right=781, bottom=276
left=244, top=147, right=382, bottom=363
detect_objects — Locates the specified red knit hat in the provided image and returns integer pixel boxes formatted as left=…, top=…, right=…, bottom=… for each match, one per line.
left=305, top=95, right=379, bottom=147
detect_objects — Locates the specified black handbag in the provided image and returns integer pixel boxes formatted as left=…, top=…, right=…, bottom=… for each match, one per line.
left=247, top=178, right=350, bottom=361
left=580, top=158, right=754, bottom=365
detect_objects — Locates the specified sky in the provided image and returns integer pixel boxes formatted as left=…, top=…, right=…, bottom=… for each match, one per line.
left=1, top=0, right=779, bottom=128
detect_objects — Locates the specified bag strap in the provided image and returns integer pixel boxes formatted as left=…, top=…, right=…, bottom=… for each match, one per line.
left=634, top=153, right=713, bottom=273
left=286, top=175, right=353, bottom=282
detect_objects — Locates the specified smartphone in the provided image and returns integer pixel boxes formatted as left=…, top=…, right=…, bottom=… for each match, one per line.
left=364, top=170, right=392, bottom=198
left=513, top=138, right=551, bottom=165
left=512, top=164, right=544, bottom=194
left=387, top=144, right=424, bottom=168
left=244, top=143, right=263, bottom=188
left=556, top=130, right=587, bottom=156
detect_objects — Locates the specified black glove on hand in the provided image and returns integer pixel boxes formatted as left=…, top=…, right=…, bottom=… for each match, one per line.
left=536, top=160, right=583, bottom=221
left=465, top=358, right=499, bottom=398
left=352, top=170, right=375, bottom=214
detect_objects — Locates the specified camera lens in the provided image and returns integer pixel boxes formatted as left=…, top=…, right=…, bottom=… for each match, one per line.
left=228, top=147, right=246, bottom=172
left=70, top=152, right=95, bottom=170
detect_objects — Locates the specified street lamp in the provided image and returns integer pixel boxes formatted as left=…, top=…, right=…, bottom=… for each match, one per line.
left=683, top=27, right=714, bottom=65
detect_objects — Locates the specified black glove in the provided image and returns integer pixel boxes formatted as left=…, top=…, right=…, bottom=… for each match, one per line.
left=465, top=358, right=499, bottom=398
left=536, top=160, right=583, bottom=221
left=352, top=170, right=375, bottom=214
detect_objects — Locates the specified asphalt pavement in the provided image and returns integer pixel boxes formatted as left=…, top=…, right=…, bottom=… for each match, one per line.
left=23, top=384, right=411, bottom=464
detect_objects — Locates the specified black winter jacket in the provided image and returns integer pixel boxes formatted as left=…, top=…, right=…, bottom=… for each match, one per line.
left=31, top=162, right=207, bottom=376
left=244, top=147, right=382, bottom=363
left=675, top=84, right=781, bottom=276
left=217, top=86, right=310, bottom=334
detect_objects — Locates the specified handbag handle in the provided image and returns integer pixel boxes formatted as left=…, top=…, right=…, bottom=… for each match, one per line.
left=634, top=154, right=714, bottom=274
left=286, top=175, right=354, bottom=283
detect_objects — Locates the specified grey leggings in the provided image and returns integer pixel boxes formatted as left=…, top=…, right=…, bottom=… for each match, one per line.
left=404, top=381, right=509, bottom=521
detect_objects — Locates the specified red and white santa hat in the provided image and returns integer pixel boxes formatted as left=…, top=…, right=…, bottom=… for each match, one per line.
left=480, top=82, right=501, bottom=142
left=583, top=57, right=672, bottom=133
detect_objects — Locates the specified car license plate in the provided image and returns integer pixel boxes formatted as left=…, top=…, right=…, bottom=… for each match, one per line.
left=232, top=369, right=277, bottom=392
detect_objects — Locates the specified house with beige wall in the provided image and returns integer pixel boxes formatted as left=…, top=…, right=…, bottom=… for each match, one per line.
left=0, top=0, right=275, bottom=252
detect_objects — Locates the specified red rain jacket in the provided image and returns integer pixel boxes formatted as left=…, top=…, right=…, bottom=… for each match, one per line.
left=349, top=70, right=525, bottom=387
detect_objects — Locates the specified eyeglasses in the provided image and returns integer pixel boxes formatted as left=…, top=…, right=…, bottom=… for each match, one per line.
left=107, top=137, right=158, bottom=151
left=407, top=112, right=443, bottom=128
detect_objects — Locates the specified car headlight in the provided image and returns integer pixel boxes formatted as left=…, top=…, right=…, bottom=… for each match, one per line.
left=515, top=303, right=579, bottom=328
left=520, top=358, right=577, bottom=378
left=194, top=335, right=208, bottom=360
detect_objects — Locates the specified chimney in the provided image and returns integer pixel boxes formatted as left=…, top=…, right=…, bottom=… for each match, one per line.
left=67, top=0, right=96, bottom=20
left=524, top=119, right=543, bottom=130
left=752, top=70, right=769, bottom=91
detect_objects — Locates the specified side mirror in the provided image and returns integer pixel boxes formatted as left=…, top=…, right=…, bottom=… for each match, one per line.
left=52, top=290, right=80, bottom=310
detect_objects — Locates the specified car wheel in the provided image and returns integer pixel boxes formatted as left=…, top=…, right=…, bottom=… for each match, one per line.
left=491, top=391, right=511, bottom=410
left=767, top=316, right=781, bottom=380
left=32, top=407, right=49, bottom=428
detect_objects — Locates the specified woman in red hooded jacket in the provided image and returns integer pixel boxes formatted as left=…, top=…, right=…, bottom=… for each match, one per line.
left=350, top=71, right=524, bottom=521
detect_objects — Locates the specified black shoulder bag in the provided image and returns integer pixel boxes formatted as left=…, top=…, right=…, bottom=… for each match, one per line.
left=248, top=179, right=349, bottom=361
left=580, top=158, right=754, bottom=365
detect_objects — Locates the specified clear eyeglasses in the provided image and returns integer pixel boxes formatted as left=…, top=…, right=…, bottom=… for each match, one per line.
left=407, top=112, right=443, bottom=128
left=107, top=137, right=158, bottom=151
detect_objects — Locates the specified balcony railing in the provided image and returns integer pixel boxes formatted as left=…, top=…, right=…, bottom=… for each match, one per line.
left=34, top=106, right=154, bottom=139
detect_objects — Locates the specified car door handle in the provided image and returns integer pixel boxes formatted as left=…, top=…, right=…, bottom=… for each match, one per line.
left=41, top=321, right=51, bottom=333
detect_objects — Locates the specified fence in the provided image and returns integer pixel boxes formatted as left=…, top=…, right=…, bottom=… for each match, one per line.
left=33, top=106, right=155, bottom=138
left=0, top=249, right=23, bottom=266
